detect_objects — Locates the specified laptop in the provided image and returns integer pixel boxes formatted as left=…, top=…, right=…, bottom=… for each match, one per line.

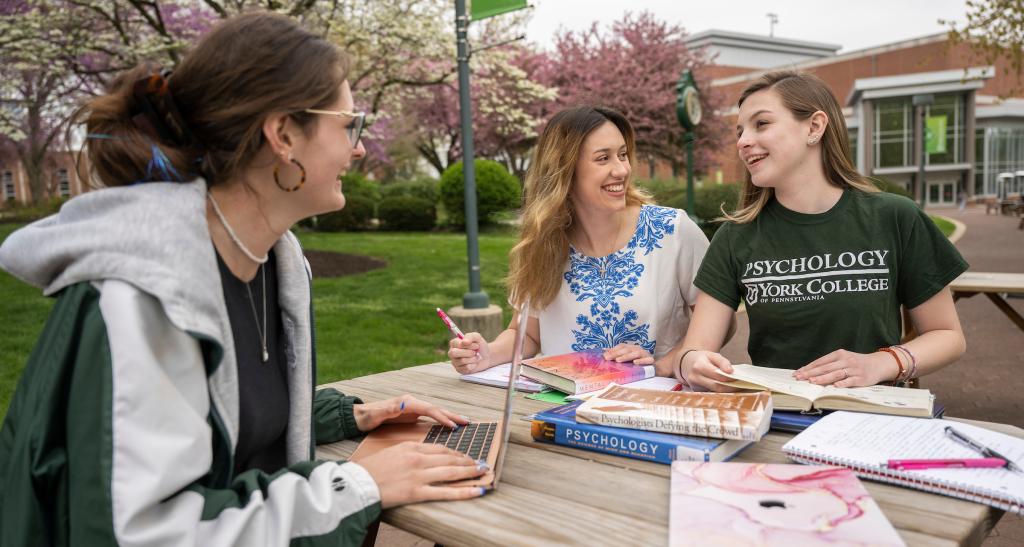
left=348, top=300, right=530, bottom=490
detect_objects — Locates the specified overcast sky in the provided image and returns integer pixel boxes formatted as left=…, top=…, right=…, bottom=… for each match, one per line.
left=523, top=0, right=969, bottom=54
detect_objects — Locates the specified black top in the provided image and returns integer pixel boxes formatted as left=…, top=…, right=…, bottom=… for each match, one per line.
left=216, top=249, right=290, bottom=475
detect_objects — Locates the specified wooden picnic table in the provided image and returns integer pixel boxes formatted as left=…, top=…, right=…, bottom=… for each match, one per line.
left=951, top=271, right=1024, bottom=333
left=316, top=362, right=1022, bottom=546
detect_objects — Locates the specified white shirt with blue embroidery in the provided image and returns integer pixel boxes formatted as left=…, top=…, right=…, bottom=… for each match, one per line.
left=534, top=204, right=709, bottom=359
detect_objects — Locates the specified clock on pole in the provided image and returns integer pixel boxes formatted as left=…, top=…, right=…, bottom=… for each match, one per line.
left=676, top=70, right=702, bottom=216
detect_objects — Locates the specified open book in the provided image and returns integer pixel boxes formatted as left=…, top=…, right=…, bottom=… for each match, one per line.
left=718, top=364, right=934, bottom=418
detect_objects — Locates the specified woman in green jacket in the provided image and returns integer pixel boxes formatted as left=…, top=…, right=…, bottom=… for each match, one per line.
left=0, top=12, right=484, bottom=546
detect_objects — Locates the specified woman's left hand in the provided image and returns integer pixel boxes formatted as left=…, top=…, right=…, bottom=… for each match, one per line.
left=793, top=349, right=897, bottom=388
left=602, top=343, right=655, bottom=365
left=354, top=395, right=469, bottom=433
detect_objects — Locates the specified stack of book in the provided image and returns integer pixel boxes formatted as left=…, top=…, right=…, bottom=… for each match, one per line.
left=529, top=400, right=754, bottom=465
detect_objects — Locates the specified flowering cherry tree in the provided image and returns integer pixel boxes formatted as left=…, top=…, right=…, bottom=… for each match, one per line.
left=541, top=11, right=730, bottom=178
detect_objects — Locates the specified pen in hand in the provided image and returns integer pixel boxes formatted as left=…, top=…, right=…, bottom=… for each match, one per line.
left=436, top=307, right=480, bottom=357
left=944, top=425, right=1023, bottom=473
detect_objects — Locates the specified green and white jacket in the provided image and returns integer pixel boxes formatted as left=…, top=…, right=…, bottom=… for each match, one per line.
left=0, top=180, right=381, bottom=546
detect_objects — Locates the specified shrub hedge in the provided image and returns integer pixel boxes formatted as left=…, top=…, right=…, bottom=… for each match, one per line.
left=439, top=159, right=520, bottom=226
left=378, top=195, right=436, bottom=231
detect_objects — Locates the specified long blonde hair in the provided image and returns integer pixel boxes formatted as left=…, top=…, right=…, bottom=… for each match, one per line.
left=508, top=106, right=651, bottom=310
left=723, top=71, right=878, bottom=223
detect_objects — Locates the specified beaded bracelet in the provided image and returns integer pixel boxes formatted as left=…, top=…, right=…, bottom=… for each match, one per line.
left=878, top=347, right=906, bottom=383
left=893, top=344, right=917, bottom=379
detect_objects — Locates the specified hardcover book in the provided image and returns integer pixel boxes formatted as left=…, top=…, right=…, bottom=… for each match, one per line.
left=669, top=461, right=905, bottom=546
left=576, top=384, right=773, bottom=441
left=770, top=403, right=946, bottom=433
left=529, top=401, right=752, bottom=465
left=718, top=364, right=934, bottom=418
left=521, top=351, right=655, bottom=395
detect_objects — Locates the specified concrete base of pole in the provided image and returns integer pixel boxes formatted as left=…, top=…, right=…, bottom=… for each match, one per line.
left=447, top=304, right=504, bottom=342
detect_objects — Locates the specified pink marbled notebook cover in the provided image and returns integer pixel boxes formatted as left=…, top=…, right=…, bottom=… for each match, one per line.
left=669, top=462, right=905, bottom=547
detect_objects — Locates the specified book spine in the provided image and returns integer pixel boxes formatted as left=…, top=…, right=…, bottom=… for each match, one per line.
left=577, top=408, right=760, bottom=442
left=530, top=418, right=710, bottom=465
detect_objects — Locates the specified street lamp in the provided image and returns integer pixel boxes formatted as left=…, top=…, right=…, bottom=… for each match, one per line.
left=912, top=93, right=934, bottom=208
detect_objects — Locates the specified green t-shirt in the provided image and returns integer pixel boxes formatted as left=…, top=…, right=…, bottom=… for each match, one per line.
left=695, top=189, right=968, bottom=369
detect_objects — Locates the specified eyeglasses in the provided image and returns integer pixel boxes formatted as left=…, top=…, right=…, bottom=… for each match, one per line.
left=304, top=108, right=366, bottom=148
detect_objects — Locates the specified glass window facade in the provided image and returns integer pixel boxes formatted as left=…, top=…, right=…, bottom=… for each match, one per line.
left=873, top=94, right=967, bottom=169
left=975, top=127, right=1024, bottom=196
left=924, top=93, right=965, bottom=165
left=2, top=171, right=13, bottom=201
left=874, top=98, right=913, bottom=168
left=846, top=128, right=858, bottom=165
left=57, top=169, right=70, bottom=198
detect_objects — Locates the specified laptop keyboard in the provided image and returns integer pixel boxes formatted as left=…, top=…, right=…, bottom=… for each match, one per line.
left=423, top=422, right=497, bottom=461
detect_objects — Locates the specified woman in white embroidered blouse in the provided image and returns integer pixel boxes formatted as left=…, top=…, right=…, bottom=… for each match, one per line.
left=448, top=106, right=732, bottom=377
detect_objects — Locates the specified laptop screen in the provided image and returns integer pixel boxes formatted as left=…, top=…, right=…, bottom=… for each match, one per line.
left=491, top=298, right=530, bottom=488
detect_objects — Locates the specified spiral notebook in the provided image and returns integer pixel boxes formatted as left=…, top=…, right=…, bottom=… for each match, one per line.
left=782, top=412, right=1024, bottom=514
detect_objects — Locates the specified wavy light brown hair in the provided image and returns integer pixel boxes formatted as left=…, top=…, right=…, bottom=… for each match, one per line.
left=723, top=71, right=877, bottom=223
left=508, top=106, right=651, bottom=310
left=76, top=11, right=349, bottom=187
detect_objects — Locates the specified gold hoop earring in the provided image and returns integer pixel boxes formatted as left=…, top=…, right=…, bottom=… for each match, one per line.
left=273, top=156, right=306, bottom=192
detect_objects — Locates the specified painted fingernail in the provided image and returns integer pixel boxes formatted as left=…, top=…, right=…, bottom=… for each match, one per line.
left=399, top=401, right=405, bottom=411
left=477, top=487, right=487, bottom=496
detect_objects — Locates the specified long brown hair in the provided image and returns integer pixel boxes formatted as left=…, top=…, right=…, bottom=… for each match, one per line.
left=508, top=106, right=651, bottom=310
left=723, top=71, right=877, bottom=223
left=76, top=11, right=349, bottom=188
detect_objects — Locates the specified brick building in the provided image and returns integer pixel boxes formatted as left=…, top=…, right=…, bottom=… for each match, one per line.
left=687, top=30, right=1024, bottom=207
left=0, top=151, right=91, bottom=207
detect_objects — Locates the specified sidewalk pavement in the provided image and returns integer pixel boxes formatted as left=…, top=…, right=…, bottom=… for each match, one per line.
left=719, top=203, right=1024, bottom=546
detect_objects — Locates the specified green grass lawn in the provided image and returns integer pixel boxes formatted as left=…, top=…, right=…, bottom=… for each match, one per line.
left=930, top=215, right=956, bottom=238
left=0, top=223, right=516, bottom=417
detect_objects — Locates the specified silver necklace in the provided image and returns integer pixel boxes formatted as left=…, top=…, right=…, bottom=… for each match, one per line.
left=244, top=264, right=269, bottom=363
left=207, top=192, right=269, bottom=265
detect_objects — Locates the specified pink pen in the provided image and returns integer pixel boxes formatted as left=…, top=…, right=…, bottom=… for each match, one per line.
left=885, top=458, right=1007, bottom=471
left=436, top=308, right=479, bottom=356
left=436, top=308, right=466, bottom=339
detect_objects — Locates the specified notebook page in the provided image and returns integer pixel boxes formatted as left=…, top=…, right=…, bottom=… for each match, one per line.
left=783, top=412, right=1024, bottom=500
left=460, top=363, right=546, bottom=392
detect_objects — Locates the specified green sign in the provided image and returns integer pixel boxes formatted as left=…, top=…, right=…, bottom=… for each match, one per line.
left=925, top=115, right=947, bottom=154
left=471, top=0, right=528, bottom=21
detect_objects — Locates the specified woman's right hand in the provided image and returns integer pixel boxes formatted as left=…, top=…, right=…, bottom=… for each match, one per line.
left=448, top=332, right=492, bottom=374
left=680, top=350, right=740, bottom=392
left=358, top=442, right=488, bottom=508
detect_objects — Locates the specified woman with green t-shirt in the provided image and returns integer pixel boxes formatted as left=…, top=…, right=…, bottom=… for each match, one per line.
left=660, top=71, right=968, bottom=391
